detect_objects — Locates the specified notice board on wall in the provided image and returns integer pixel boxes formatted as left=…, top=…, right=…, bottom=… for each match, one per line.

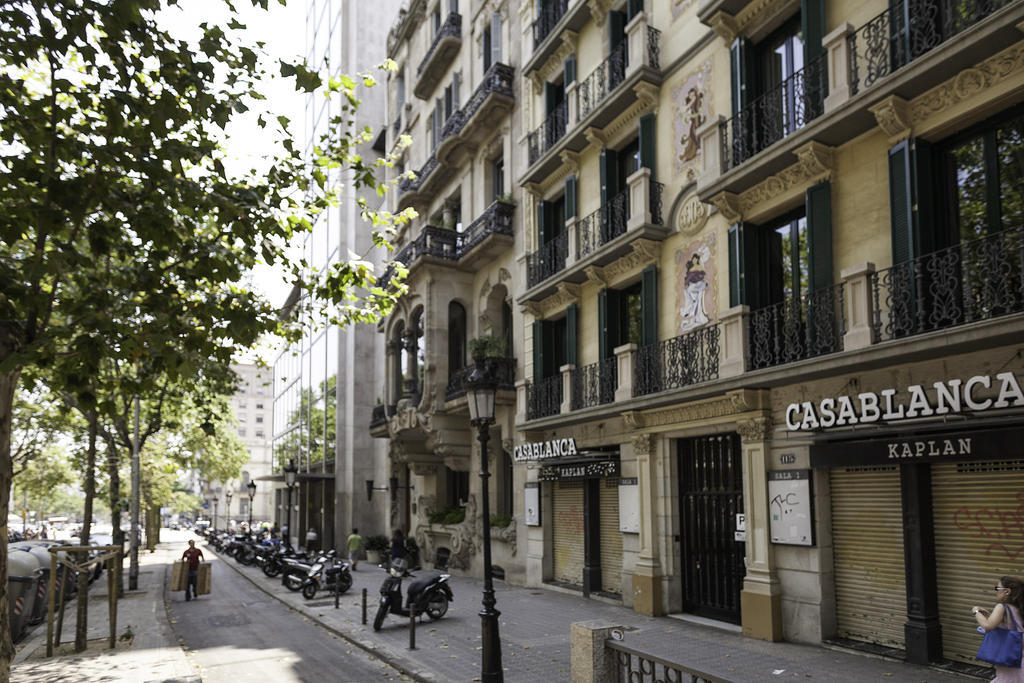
left=524, top=482, right=540, bottom=526
left=618, top=478, right=639, bottom=533
left=768, top=470, right=814, bottom=546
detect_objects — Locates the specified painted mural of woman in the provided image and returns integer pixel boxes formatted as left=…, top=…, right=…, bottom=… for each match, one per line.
left=680, top=247, right=710, bottom=330
left=679, top=87, right=705, bottom=163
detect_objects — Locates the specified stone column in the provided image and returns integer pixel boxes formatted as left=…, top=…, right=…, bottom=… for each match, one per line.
left=566, top=81, right=579, bottom=130
left=614, top=343, right=637, bottom=403
left=625, top=12, right=649, bottom=78
left=631, top=433, right=663, bottom=615
left=564, top=216, right=579, bottom=268
left=823, top=23, right=855, bottom=113
left=719, top=305, right=749, bottom=378
left=626, top=168, right=651, bottom=232
left=560, top=364, right=575, bottom=414
left=841, top=262, right=876, bottom=350
left=570, top=620, right=619, bottom=683
left=737, top=415, right=782, bottom=641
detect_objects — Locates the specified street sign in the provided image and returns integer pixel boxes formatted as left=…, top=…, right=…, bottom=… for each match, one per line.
left=202, top=502, right=210, bottom=510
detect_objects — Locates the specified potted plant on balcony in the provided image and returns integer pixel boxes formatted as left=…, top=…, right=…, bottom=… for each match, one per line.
left=468, top=334, right=507, bottom=359
left=365, top=534, right=389, bottom=564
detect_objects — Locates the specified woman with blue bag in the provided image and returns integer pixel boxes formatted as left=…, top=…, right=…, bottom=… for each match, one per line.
left=973, top=576, right=1024, bottom=680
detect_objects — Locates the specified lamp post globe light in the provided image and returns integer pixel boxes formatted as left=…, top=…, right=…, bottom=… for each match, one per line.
left=225, top=489, right=233, bottom=530
left=284, top=458, right=298, bottom=547
left=464, top=353, right=503, bottom=683
left=247, top=480, right=257, bottom=527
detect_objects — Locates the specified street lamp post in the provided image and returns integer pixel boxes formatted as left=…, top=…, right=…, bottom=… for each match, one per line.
left=465, top=353, right=503, bottom=683
left=284, top=459, right=298, bottom=548
left=225, top=489, right=233, bottom=531
left=213, top=498, right=219, bottom=532
left=247, top=480, right=257, bottom=528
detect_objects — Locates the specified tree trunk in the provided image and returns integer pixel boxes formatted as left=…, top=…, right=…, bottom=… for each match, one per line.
left=0, top=369, right=22, bottom=681
left=75, top=410, right=97, bottom=652
left=107, top=440, right=124, bottom=597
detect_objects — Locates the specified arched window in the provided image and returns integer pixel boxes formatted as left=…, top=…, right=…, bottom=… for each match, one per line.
left=448, top=302, right=467, bottom=374
left=501, top=299, right=513, bottom=357
left=408, top=309, right=425, bottom=402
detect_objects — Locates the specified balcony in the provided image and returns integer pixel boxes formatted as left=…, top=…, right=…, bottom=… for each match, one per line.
left=534, top=0, right=569, bottom=48
left=571, top=357, right=616, bottom=410
left=459, top=200, right=515, bottom=266
left=526, top=375, right=563, bottom=420
left=397, top=155, right=446, bottom=211
left=522, top=17, right=661, bottom=184
left=520, top=169, right=667, bottom=300
left=871, top=225, right=1024, bottom=342
left=634, top=324, right=721, bottom=397
left=369, top=403, right=394, bottom=436
left=414, top=13, right=462, bottom=99
left=437, top=63, right=515, bottom=165
left=748, top=283, right=846, bottom=371
left=698, top=0, right=1024, bottom=200
left=445, top=357, right=517, bottom=402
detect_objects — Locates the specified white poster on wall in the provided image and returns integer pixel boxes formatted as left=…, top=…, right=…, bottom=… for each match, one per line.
left=618, top=478, right=639, bottom=533
left=524, top=482, right=540, bottom=526
left=768, top=470, right=814, bottom=546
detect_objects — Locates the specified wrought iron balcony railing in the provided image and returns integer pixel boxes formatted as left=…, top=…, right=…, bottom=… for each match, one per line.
left=398, top=155, right=440, bottom=196
left=370, top=404, right=388, bottom=428
left=720, top=53, right=827, bottom=172
left=577, top=41, right=628, bottom=121
left=527, top=375, right=563, bottom=420
left=748, top=283, right=846, bottom=370
left=634, top=323, right=721, bottom=397
left=461, top=200, right=515, bottom=254
left=871, top=225, right=1024, bottom=342
left=849, top=0, right=1014, bottom=96
left=412, top=225, right=460, bottom=261
left=577, top=191, right=628, bottom=259
left=527, top=99, right=567, bottom=166
left=534, top=0, right=568, bottom=48
left=526, top=230, right=569, bottom=289
left=445, top=357, right=517, bottom=401
left=441, top=62, right=515, bottom=141
left=572, top=357, right=617, bottom=410
left=417, top=13, right=462, bottom=76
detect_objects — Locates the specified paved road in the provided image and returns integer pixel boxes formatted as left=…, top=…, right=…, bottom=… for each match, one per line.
left=166, top=548, right=411, bottom=682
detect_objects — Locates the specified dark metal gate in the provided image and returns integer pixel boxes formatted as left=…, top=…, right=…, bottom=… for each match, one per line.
left=678, top=433, right=745, bottom=623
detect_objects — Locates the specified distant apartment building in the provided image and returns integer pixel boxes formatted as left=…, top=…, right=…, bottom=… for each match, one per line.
left=227, top=363, right=275, bottom=524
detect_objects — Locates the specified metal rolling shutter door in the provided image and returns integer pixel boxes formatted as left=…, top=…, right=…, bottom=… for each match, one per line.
left=599, top=478, right=623, bottom=594
left=932, top=459, right=1024, bottom=664
left=831, top=466, right=907, bottom=648
left=553, top=480, right=585, bottom=585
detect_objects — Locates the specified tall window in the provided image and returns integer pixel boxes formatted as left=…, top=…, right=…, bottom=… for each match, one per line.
left=769, top=212, right=809, bottom=303
left=483, top=24, right=493, bottom=72
left=492, top=155, right=504, bottom=201
left=448, top=302, right=467, bottom=376
left=501, top=300, right=513, bottom=357
left=445, top=467, right=469, bottom=508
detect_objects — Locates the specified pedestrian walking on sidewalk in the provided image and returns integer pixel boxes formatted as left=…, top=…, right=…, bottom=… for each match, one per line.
left=305, top=527, right=318, bottom=553
left=182, top=540, right=204, bottom=601
left=389, top=528, right=407, bottom=565
left=973, top=575, right=1024, bottom=681
left=347, top=528, right=362, bottom=570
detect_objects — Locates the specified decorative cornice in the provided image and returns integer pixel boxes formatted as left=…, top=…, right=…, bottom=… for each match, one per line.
left=584, top=127, right=607, bottom=149
left=709, top=191, right=742, bottom=223
left=539, top=282, right=581, bottom=316
left=736, top=0, right=795, bottom=40
left=737, top=416, right=773, bottom=442
left=584, top=265, right=608, bottom=287
left=591, top=83, right=661, bottom=149
left=521, top=301, right=542, bottom=317
left=588, top=0, right=614, bottom=25
left=536, top=30, right=578, bottom=82
left=603, top=239, right=659, bottom=282
left=623, top=389, right=771, bottom=429
left=708, top=11, right=739, bottom=43
left=910, top=41, right=1024, bottom=125
left=738, top=141, right=835, bottom=219
left=868, top=95, right=912, bottom=143
left=559, top=150, right=580, bottom=175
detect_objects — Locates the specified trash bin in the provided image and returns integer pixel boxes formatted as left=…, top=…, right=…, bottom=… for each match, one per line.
left=8, top=550, right=40, bottom=642
left=26, top=547, right=52, bottom=625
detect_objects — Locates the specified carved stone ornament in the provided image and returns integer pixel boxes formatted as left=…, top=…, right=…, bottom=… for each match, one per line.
left=599, top=83, right=661, bottom=146
left=584, top=265, right=608, bottom=286
left=535, top=31, right=578, bottom=82
left=521, top=301, right=542, bottom=318
left=388, top=405, right=432, bottom=438
left=603, top=239, right=660, bottom=282
left=734, top=0, right=795, bottom=43
left=411, top=462, right=438, bottom=476
left=676, top=193, right=712, bottom=235
left=588, top=0, right=614, bottom=26
left=479, top=279, right=493, bottom=301
left=631, top=433, right=655, bottom=457
left=492, top=521, right=517, bottom=555
left=736, top=416, right=772, bottom=442
left=585, top=127, right=608, bottom=150
left=738, top=141, right=835, bottom=218
left=560, top=150, right=580, bottom=175
left=708, top=11, right=740, bottom=43
left=868, top=95, right=911, bottom=143
left=499, top=267, right=512, bottom=283
left=625, top=389, right=770, bottom=429
left=911, top=42, right=1024, bottom=125
left=534, top=282, right=581, bottom=318
left=709, top=192, right=742, bottom=223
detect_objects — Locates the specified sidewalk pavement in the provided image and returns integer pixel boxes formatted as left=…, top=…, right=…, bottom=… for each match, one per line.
left=11, top=537, right=198, bottom=683
left=209, top=541, right=980, bottom=683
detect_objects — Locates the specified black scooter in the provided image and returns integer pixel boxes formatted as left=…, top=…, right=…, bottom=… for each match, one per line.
left=372, top=557, right=453, bottom=631
left=300, top=556, right=352, bottom=600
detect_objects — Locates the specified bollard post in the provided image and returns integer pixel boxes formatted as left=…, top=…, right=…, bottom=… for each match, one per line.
left=408, top=606, right=417, bottom=650
left=361, top=587, right=367, bottom=625
left=334, top=574, right=340, bottom=609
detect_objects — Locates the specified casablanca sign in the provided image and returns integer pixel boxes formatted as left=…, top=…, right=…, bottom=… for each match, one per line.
left=513, top=438, right=578, bottom=462
left=786, top=371, right=1024, bottom=432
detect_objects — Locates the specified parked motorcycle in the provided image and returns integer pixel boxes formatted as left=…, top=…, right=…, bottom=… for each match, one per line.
left=281, top=549, right=335, bottom=591
left=300, top=556, right=353, bottom=600
left=372, top=557, right=453, bottom=631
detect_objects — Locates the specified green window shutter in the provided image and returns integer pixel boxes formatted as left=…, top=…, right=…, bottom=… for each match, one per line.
left=599, top=148, right=619, bottom=206
left=641, top=264, right=658, bottom=347
left=598, top=290, right=608, bottom=360
left=639, top=114, right=656, bottom=179
left=564, top=175, right=577, bottom=220
left=727, top=223, right=744, bottom=307
left=910, top=138, right=938, bottom=254
left=806, top=181, right=833, bottom=294
left=532, top=320, right=544, bottom=384
left=566, top=304, right=578, bottom=366
left=537, top=199, right=548, bottom=246
left=888, top=141, right=914, bottom=265
left=729, top=38, right=751, bottom=116
left=801, top=0, right=826, bottom=63
left=608, top=10, right=626, bottom=50
left=563, top=55, right=576, bottom=86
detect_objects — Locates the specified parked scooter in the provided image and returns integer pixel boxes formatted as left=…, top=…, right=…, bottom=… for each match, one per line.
left=300, top=556, right=352, bottom=600
left=281, top=549, right=335, bottom=591
left=372, top=557, right=453, bottom=631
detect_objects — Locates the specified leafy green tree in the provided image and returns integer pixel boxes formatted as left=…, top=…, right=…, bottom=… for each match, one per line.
left=0, top=0, right=412, bottom=670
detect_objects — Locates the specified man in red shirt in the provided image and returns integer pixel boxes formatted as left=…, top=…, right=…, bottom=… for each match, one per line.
left=182, top=540, right=204, bottom=601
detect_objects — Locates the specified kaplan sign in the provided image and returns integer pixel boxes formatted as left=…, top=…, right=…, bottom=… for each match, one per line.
left=785, top=372, right=1024, bottom=432
left=513, top=438, right=578, bottom=461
